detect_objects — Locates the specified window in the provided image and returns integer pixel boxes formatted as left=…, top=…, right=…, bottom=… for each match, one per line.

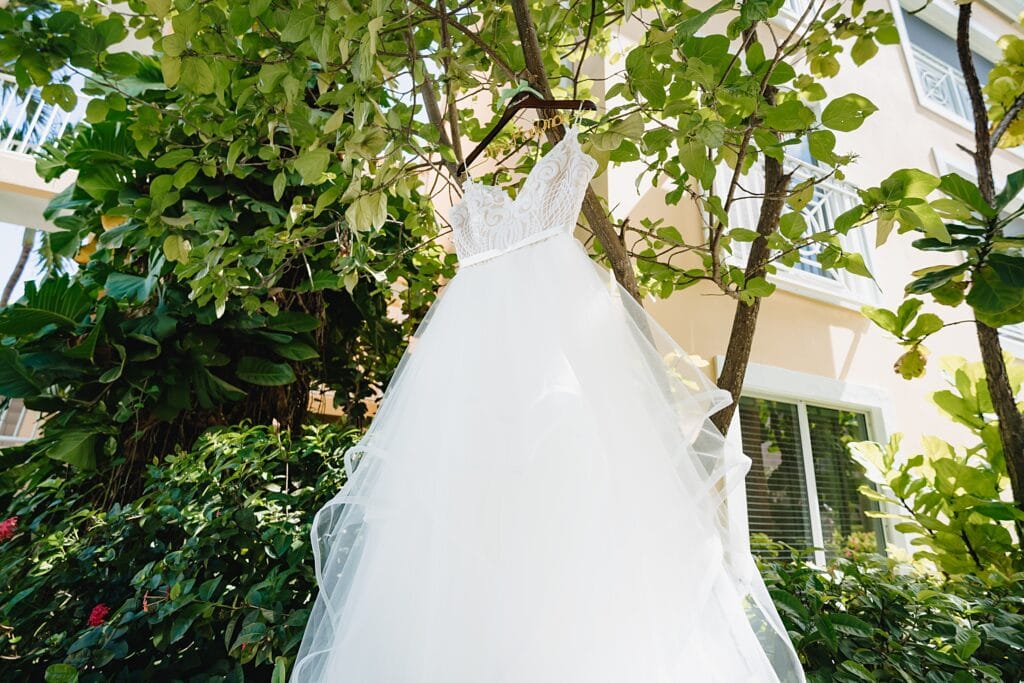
left=738, top=396, right=884, bottom=563
left=903, top=11, right=994, bottom=123
left=716, top=153, right=879, bottom=310
left=0, top=398, right=38, bottom=447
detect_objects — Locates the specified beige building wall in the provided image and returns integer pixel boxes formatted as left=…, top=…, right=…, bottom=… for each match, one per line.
left=601, top=0, right=1023, bottom=455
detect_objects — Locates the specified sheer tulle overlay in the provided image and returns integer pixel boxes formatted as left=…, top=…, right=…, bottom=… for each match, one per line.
left=291, top=129, right=805, bottom=682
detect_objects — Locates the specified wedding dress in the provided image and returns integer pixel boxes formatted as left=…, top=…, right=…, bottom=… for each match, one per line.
left=291, top=126, right=806, bottom=682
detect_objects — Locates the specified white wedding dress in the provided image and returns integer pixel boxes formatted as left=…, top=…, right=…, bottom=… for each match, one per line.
left=291, top=126, right=806, bottom=682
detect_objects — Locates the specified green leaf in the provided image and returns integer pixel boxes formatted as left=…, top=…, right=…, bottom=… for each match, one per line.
left=821, top=94, right=878, bottom=132
left=41, top=84, right=76, bottom=112
left=346, top=191, right=388, bottom=231
left=236, top=357, right=297, bottom=386
left=679, top=141, right=714, bottom=189
left=105, top=272, right=155, bottom=304
left=179, top=57, right=215, bottom=95
left=163, top=235, right=192, bottom=264
left=967, top=264, right=1024, bottom=317
left=45, top=664, right=79, bottom=683
left=272, top=657, right=288, bottom=683
left=0, top=348, right=42, bottom=397
left=861, top=305, right=899, bottom=334
left=272, top=341, right=319, bottom=361
left=895, top=297, right=923, bottom=331
left=281, top=6, right=317, bottom=43
left=744, top=276, right=775, bottom=298
left=851, top=37, right=879, bottom=65
left=838, top=660, right=875, bottom=681
left=0, top=276, right=94, bottom=335
left=155, top=148, right=194, bottom=168
left=807, top=130, right=838, bottom=165
left=47, top=429, right=99, bottom=469
left=729, top=228, right=760, bottom=242
left=882, top=169, right=941, bottom=200
left=905, top=313, right=943, bottom=339
left=267, top=311, right=321, bottom=332
left=905, top=263, right=968, bottom=294
left=988, top=252, right=1024, bottom=287
left=954, top=628, right=982, bottom=661
left=816, top=613, right=839, bottom=652
left=762, top=100, right=815, bottom=132
left=995, top=168, right=1024, bottom=211
left=294, top=147, right=331, bottom=184
left=895, top=347, right=928, bottom=379
left=250, top=0, right=272, bottom=16
left=143, top=0, right=172, bottom=18
left=843, top=252, right=872, bottom=278
left=273, top=172, right=286, bottom=201
left=674, top=0, right=732, bottom=38
left=939, top=173, right=995, bottom=217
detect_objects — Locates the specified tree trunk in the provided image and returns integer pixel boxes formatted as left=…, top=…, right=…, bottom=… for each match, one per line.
left=1, top=227, right=35, bottom=307
left=956, top=2, right=1024, bottom=510
left=712, top=148, right=791, bottom=435
left=976, top=322, right=1024, bottom=509
left=510, top=0, right=642, bottom=303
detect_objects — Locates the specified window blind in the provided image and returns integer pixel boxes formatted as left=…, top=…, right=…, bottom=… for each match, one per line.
left=737, top=397, right=813, bottom=556
left=805, top=405, right=883, bottom=558
left=738, top=396, right=884, bottom=560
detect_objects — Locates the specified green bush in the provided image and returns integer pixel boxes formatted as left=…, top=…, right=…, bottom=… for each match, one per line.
left=850, top=356, right=1024, bottom=578
left=4, top=422, right=1023, bottom=682
left=0, top=422, right=353, bottom=681
left=764, top=550, right=1024, bottom=682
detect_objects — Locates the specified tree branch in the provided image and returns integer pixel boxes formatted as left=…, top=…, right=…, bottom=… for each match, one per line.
left=990, top=91, right=1024, bottom=152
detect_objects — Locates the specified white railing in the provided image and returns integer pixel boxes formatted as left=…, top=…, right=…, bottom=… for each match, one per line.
left=911, top=44, right=973, bottom=122
left=781, top=0, right=811, bottom=20
left=717, top=154, right=878, bottom=307
left=0, top=72, right=82, bottom=155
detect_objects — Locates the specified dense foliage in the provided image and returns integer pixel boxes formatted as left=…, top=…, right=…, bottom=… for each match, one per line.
left=2, top=423, right=1022, bottom=681
left=0, top=422, right=354, bottom=681
left=0, top=48, right=445, bottom=488
left=850, top=356, right=1024, bottom=578
left=764, top=550, right=1024, bottom=682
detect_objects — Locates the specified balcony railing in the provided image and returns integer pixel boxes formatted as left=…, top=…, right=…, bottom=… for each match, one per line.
left=781, top=0, right=811, bottom=20
left=716, top=154, right=878, bottom=306
left=910, top=44, right=973, bottom=122
left=0, top=72, right=82, bottom=155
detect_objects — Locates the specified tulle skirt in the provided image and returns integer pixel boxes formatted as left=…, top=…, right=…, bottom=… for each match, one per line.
left=291, top=232, right=806, bottom=682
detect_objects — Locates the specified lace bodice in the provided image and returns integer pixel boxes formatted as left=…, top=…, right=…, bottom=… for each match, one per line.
left=451, top=126, right=598, bottom=267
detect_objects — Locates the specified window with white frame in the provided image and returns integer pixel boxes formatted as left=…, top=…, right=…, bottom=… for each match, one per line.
left=901, top=8, right=995, bottom=123
left=0, top=398, right=38, bottom=447
left=716, top=152, right=880, bottom=310
left=737, top=395, right=885, bottom=563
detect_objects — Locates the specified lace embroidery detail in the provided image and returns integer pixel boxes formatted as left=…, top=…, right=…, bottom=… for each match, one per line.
left=450, top=127, right=598, bottom=266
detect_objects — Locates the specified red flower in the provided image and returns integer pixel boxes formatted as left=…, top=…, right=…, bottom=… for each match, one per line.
left=0, top=516, right=17, bottom=542
left=87, top=604, right=110, bottom=627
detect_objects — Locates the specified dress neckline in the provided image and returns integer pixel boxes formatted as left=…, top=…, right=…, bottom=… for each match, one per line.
left=459, top=125, right=584, bottom=206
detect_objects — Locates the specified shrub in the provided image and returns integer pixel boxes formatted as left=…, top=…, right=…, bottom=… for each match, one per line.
left=0, top=422, right=353, bottom=681
left=850, top=356, right=1024, bottom=578
left=764, top=551, right=1024, bottom=682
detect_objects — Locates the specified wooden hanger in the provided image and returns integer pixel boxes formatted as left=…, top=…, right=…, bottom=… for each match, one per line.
left=456, top=92, right=597, bottom=179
